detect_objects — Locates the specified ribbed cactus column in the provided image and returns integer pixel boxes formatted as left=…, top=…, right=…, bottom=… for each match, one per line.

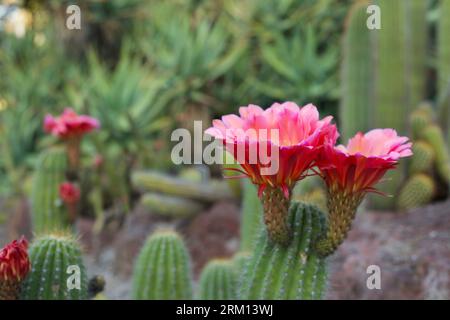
left=340, top=0, right=373, bottom=140
left=198, top=259, right=237, bottom=300
left=240, top=202, right=327, bottom=300
left=240, top=180, right=263, bottom=251
left=21, top=233, right=88, bottom=300
left=404, top=0, right=427, bottom=108
left=31, top=147, right=69, bottom=233
left=370, top=0, right=409, bottom=209
left=132, top=230, right=193, bottom=300
left=438, top=0, right=450, bottom=143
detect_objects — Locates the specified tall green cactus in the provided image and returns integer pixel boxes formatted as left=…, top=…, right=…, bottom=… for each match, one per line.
left=240, top=179, right=263, bottom=251
left=31, top=147, right=69, bottom=233
left=132, top=230, right=193, bottom=300
left=198, top=259, right=237, bottom=300
left=21, top=233, right=88, bottom=300
left=340, top=0, right=373, bottom=140
left=438, top=0, right=450, bottom=148
left=240, top=202, right=327, bottom=300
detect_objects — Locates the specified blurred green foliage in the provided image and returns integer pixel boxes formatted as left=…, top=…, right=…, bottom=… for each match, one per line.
left=0, top=0, right=352, bottom=197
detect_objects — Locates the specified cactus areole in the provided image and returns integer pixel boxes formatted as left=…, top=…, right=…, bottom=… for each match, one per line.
left=0, top=237, right=30, bottom=300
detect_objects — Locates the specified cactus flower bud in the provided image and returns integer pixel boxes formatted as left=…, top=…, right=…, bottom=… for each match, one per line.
left=0, top=237, right=30, bottom=300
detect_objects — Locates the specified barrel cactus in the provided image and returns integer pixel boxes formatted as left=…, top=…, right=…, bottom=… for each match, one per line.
left=132, top=230, right=193, bottom=300
left=21, top=233, right=88, bottom=300
left=397, top=174, right=435, bottom=210
left=198, top=259, right=237, bottom=300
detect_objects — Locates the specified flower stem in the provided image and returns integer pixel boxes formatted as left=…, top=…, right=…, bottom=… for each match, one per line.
left=315, top=188, right=364, bottom=257
left=261, top=186, right=292, bottom=246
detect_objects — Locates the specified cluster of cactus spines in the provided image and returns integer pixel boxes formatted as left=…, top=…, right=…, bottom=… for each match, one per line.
left=198, top=259, right=237, bottom=300
left=240, top=202, right=327, bottom=300
left=132, top=230, right=193, bottom=300
left=240, top=180, right=263, bottom=251
left=31, top=147, right=69, bottom=233
left=423, top=125, right=450, bottom=184
left=409, top=141, right=435, bottom=174
left=340, top=0, right=373, bottom=141
left=397, top=174, right=435, bottom=210
left=21, top=233, right=88, bottom=300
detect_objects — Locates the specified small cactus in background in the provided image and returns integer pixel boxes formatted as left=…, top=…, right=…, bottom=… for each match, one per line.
left=410, top=103, right=434, bottom=139
left=232, top=251, right=251, bottom=276
left=132, top=230, right=193, bottom=300
left=31, top=147, right=70, bottom=233
left=409, top=141, right=435, bottom=174
left=438, top=0, right=450, bottom=139
left=198, top=259, right=237, bottom=300
left=21, top=233, right=88, bottom=300
left=0, top=237, right=30, bottom=300
left=240, top=180, right=263, bottom=251
left=423, top=125, right=450, bottom=184
left=397, top=174, right=435, bottom=210
left=240, top=202, right=328, bottom=300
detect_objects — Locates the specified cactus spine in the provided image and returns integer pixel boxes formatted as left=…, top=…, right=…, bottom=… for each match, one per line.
left=397, top=174, right=435, bottom=210
left=31, top=147, right=69, bottom=233
left=198, top=259, right=237, bottom=300
left=340, top=0, right=373, bottom=140
left=240, top=202, right=327, bottom=300
left=132, top=230, right=193, bottom=300
left=21, top=233, right=88, bottom=300
left=240, top=180, right=263, bottom=251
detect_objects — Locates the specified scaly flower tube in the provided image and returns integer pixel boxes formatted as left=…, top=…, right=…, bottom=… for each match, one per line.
left=316, top=129, right=413, bottom=256
left=0, top=237, right=30, bottom=300
left=44, top=108, right=100, bottom=172
left=206, top=102, right=338, bottom=245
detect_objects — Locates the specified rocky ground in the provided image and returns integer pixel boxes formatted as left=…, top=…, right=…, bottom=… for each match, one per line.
left=1, top=197, right=449, bottom=300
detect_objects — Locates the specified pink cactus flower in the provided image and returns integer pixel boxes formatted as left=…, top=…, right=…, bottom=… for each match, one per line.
left=206, top=102, right=338, bottom=245
left=44, top=108, right=100, bottom=139
left=205, top=102, right=338, bottom=197
left=315, top=129, right=413, bottom=256
left=318, top=128, right=412, bottom=195
left=59, top=182, right=80, bottom=205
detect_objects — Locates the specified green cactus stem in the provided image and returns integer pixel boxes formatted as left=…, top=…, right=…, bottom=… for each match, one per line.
left=198, top=259, right=237, bottom=300
left=31, top=147, right=69, bottom=233
left=140, top=192, right=205, bottom=218
left=340, top=0, right=374, bottom=140
left=423, top=125, right=450, bottom=184
left=240, top=180, right=263, bottom=251
left=240, top=202, right=328, bottom=300
left=397, top=174, right=435, bottom=210
left=409, top=141, right=435, bottom=174
left=21, top=233, right=88, bottom=300
left=131, top=230, right=193, bottom=300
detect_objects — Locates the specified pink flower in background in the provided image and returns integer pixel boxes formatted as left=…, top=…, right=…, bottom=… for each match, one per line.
left=59, top=182, right=80, bottom=205
left=44, top=108, right=100, bottom=139
left=0, top=237, right=30, bottom=282
left=205, top=102, right=338, bottom=197
left=318, top=128, right=413, bottom=196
